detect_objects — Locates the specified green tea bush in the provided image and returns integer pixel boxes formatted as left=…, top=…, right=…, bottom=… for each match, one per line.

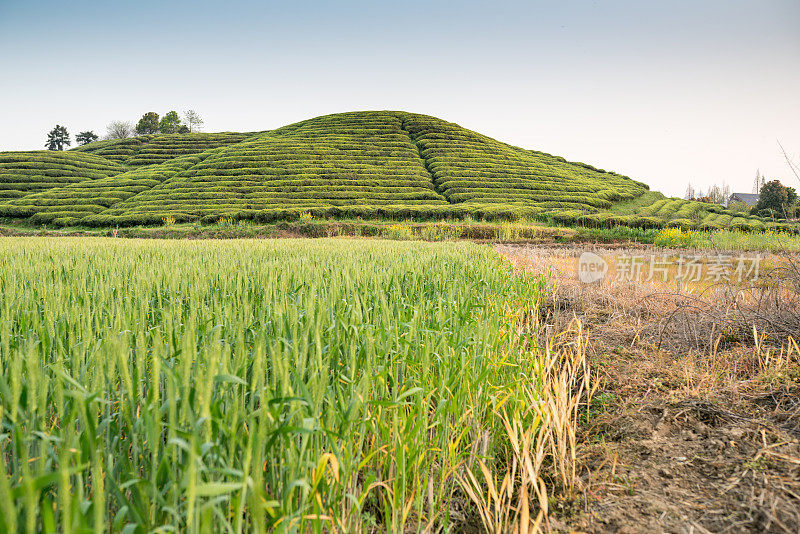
left=666, top=218, right=695, bottom=230
left=699, top=221, right=723, bottom=232
left=629, top=216, right=666, bottom=229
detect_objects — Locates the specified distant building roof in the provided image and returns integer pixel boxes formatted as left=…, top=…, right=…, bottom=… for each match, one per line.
left=729, top=193, right=759, bottom=207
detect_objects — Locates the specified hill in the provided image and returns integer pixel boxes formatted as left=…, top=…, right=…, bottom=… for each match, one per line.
left=0, top=151, right=125, bottom=200
left=0, top=111, right=789, bottom=231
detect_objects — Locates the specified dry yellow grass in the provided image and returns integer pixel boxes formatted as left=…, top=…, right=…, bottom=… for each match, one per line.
left=497, top=244, right=800, bottom=533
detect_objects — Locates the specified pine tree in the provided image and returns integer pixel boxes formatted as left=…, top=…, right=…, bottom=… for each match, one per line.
left=45, top=125, right=71, bottom=151
left=76, top=131, right=99, bottom=146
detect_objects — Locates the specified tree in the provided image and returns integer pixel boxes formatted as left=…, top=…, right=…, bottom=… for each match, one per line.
left=786, top=186, right=798, bottom=206
left=183, top=110, right=203, bottom=133
left=688, top=181, right=730, bottom=205
left=786, top=186, right=798, bottom=218
left=136, top=112, right=160, bottom=135
left=76, top=131, right=99, bottom=146
left=158, top=111, right=182, bottom=134
left=753, top=170, right=762, bottom=194
left=45, top=125, right=70, bottom=151
left=178, top=125, right=190, bottom=134
left=106, top=121, right=134, bottom=139
left=708, top=184, right=723, bottom=204
left=752, top=180, right=789, bottom=218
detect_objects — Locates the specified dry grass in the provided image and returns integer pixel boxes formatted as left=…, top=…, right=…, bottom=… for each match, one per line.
left=457, top=320, right=597, bottom=534
left=497, top=244, right=800, bottom=533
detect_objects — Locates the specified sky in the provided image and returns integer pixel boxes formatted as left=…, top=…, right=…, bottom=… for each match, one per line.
left=0, top=0, right=798, bottom=197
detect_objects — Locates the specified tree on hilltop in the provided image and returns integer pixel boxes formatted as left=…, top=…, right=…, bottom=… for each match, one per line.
left=106, top=121, right=134, bottom=139
left=136, top=112, right=160, bottom=135
left=159, top=111, right=182, bottom=134
left=183, top=110, right=203, bottom=133
left=45, top=125, right=71, bottom=151
left=76, top=131, right=99, bottom=146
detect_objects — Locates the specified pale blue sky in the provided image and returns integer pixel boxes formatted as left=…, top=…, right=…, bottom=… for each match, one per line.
left=1, top=0, right=798, bottom=196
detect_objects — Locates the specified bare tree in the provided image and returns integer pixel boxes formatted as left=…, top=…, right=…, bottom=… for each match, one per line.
left=753, top=169, right=763, bottom=194
left=106, top=121, right=134, bottom=139
left=708, top=184, right=723, bottom=204
left=183, top=110, right=203, bottom=133
left=778, top=140, right=799, bottom=184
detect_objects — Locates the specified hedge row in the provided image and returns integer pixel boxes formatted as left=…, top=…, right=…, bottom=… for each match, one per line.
left=75, top=202, right=546, bottom=227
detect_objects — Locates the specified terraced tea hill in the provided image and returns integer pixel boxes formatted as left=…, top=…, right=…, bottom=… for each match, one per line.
left=0, top=111, right=787, bottom=230
left=72, top=132, right=258, bottom=166
left=99, top=113, right=451, bottom=224
left=402, top=114, right=647, bottom=211
left=610, top=191, right=775, bottom=232
left=0, top=153, right=218, bottom=226
left=0, top=151, right=125, bottom=200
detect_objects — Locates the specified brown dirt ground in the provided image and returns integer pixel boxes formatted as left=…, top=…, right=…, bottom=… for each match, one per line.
left=498, top=244, right=800, bottom=534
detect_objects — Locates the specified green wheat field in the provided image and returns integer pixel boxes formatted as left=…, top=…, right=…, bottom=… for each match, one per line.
left=0, top=237, right=547, bottom=533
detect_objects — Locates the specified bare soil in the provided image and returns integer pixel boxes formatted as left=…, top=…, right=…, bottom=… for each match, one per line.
left=498, top=244, right=800, bottom=534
